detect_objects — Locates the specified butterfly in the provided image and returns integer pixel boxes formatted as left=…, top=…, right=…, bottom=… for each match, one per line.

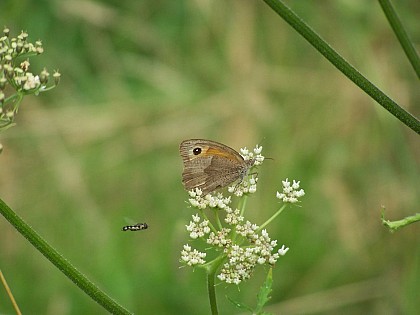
left=180, top=139, right=255, bottom=195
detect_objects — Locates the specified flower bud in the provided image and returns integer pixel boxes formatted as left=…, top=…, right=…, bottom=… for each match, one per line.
left=40, top=68, right=49, bottom=84
left=53, top=71, right=61, bottom=85
left=0, top=78, right=6, bottom=90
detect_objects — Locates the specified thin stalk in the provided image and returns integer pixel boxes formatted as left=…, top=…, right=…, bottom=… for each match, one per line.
left=214, top=209, right=223, bottom=230
left=378, top=0, right=420, bottom=79
left=0, top=269, right=22, bottom=315
left=257, top=204, right=287, bottom=233
left=262, top=0, right=420, bottom=134
left=230, top=194, right=249, bottom=243
left=238, top=194, right=249, bottom=217
left=0, top=198, right=132, bottom=315
left=199, top=209, right=218, bottom=233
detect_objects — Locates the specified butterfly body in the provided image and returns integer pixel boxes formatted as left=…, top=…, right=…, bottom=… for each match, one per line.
left=179, top=139, right=254, bottom=195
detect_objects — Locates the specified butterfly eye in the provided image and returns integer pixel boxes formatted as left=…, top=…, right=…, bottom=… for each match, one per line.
left=193, top=147, right=202, bottom=155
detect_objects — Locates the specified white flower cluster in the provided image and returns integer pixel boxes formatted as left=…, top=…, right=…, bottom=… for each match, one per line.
left=181, top=200, right=289, bottom=285
left=14, top=70, right=41, bottom=91
left=180, top=244, right=206, bottom=266
left=188, top=189, right=232, bottom=210
left=224, top=208, right=244, bottom=225
left=218, top=231, right=289, bottom=284
left=235, top=220, right=259, bottom=239
left=228, top=175, right=258, bottom=197
left=207, top=228, right=232, bottom=248
left=186, top=214, right=211, bottom=239
left=0, top=31, right=44, bottom=55
left=276, top=178, right=305, bottom=203
left=0, top=31, right=48, bottom=92
left=216, top=211, right=289, bottom=284
left=218, top=245, right=257, bottom=285
left=240, top=144, right=265, bottom=166
left=226, top=144, right=264, bottom=197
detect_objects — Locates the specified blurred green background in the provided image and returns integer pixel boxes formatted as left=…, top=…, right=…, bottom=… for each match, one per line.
left=1, top=0, right=419, bottom=314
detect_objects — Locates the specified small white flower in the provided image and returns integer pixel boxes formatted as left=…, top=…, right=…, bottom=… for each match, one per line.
left=20, top=60, right=30, bottom=71
left=292, top=180, right=300, bottom=189
left=257, top=257, right=266, bottom=264
left=240, top=147, right=250, bottom=156
left=192, top=214, right=200, bottom=223
left=253, top=145, right=262, bottom=154
left=278, top=245, right=289, bottom=256
left=188, top=190, right=197, bottom=198
left=268, top=256, right=278, bottom=264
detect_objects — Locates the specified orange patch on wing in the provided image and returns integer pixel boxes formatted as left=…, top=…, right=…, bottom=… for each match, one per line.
left=205, top=147, right=237, bottom=160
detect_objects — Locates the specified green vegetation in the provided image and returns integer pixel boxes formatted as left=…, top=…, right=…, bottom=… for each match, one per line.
left=0, top=1, right=418, bottom=314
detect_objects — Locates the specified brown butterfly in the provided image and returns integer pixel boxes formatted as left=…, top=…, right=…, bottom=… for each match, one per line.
left=179, top=139, right=255, bottom=195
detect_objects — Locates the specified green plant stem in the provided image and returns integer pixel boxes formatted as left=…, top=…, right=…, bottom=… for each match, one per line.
left=207, top=270, right=218, bottom=315
left=238, top=194, right=249, bottom=217
left=0, top=198, right=132, bottom=315
left=378, top=0, right=420, bottom=79
left=4, top=93, right=22, bottom=105
left=262, top=0, right=420, bottom=134
left=257, top=204, right=287, bottom=232
left=0, top=121, right=16, bottom=132
left=381, top=211, right=420, bottom=231
left=203, top=255, right=225, bottom=315
left=214, top=209, right=223, bottom=230
left=230, top=194, right=250, bottom=243
left=199, top=209, right=218, bottom=233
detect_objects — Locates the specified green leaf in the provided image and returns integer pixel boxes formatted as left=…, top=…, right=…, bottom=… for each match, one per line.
left=255, top=267, right=273, bottom=314
left=226, top=295, right=253, bottom=312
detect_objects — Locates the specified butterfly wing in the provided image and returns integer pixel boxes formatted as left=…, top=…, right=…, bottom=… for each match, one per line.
left=201, top=154, right=247, bottom=194
left=179, top=139, right=247, bottom=194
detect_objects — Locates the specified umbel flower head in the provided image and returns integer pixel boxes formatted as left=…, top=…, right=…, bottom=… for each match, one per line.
left=276, top=178, right=305, bottom=203
left=180, top=144, right=303, bottom=285
left=0, top=27, right=60, bottom=135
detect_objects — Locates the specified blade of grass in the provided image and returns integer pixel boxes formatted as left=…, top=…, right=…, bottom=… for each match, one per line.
left=0, top=269, right=22, bottom=315
left=262, top=0, right=420, bottom=134
left=0, top=198, right=132, bottom=315
left=378, top=0, right=420, bottom=79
